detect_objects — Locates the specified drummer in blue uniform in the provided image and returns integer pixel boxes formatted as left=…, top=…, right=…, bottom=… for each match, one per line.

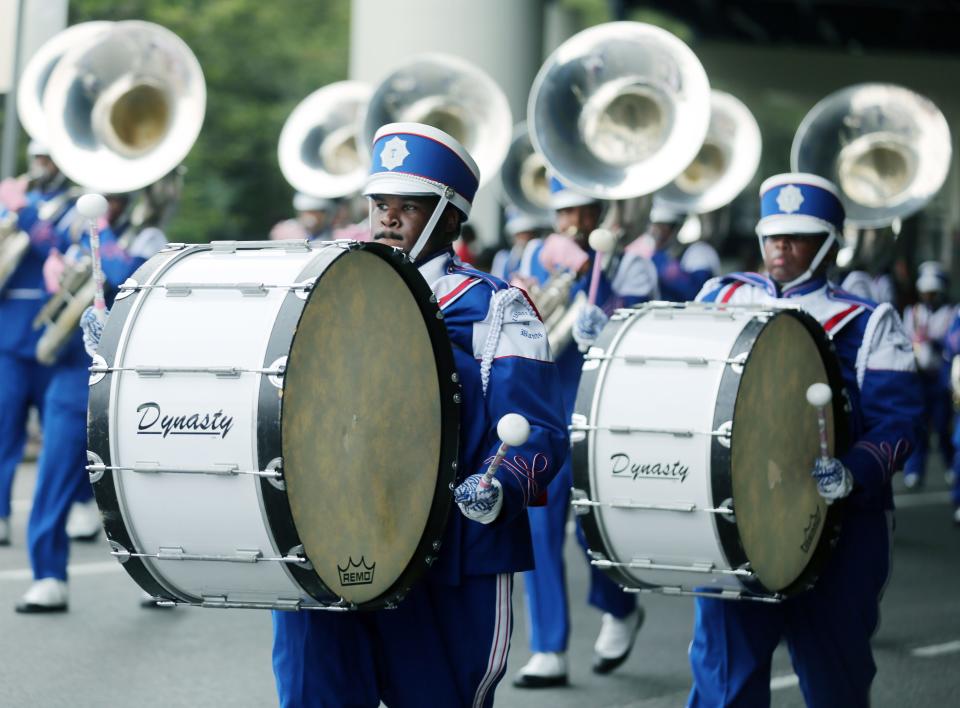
left=270, top=122, right=568, bottom=707
left=15, top=189, right=167, bottom=613
left=689, top=173, right=922, bottom=707
left=512, top=177, right=655, bottom=688
left=0, top=141, right=73, bottom=547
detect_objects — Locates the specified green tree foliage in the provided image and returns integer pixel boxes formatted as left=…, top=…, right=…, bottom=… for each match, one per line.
left=68, top=0, right=350, bottom=242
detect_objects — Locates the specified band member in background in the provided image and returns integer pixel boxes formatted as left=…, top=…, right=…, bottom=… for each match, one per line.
left=901, top=261, right=956, bottom=489
left=690, top=173, right=922, bottom=707
left=941, top=311, right=960, bottom=524
left=513, top=177, right=654, bottom=689
left=269, top=192, right=337, bottom=241
left=624, top=195, right=719, bottom=302
left=16, top=187, right=169, bottom=613
left=0, top=141, right=74, bottom=547
left=490, top=206, right=551, bottom=283
left=271, top=123, right=568, bottom=707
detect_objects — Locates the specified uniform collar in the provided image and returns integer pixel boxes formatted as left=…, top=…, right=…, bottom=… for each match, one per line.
left=780, top=276, right=827, bottom=299
left=416, top=246, right=454, bottom=284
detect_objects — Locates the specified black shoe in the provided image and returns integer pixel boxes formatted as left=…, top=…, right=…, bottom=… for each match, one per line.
left=592, top=606, right=645, bottom=675
left=512, top=673, right=569, bottom=689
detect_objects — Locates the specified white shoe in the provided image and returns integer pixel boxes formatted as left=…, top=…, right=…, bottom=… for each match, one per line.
left=0, top=517, right=9, bottom=546
left=903, top=474, right=920, bottom=489
left=15, top=578, right=68, bottom=613
left=66, top=500, right=101, bottom=541
left=593, top=607, right=645, bottom=674
left=512, top=652, right=568, bottom=688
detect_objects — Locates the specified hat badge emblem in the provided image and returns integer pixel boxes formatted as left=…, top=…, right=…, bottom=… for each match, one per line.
left=776, top=185, right=804, bottom=214
left=380, top=137, right=410, bottom=170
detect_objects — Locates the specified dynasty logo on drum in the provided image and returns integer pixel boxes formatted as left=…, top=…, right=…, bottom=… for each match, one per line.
left=338, top=556, right=376, bottom=586
left=609, top=453, right=689, bottom=482
left=800, top=505, right=822, bottom=554
left=136, top=402, right=234, bottom=439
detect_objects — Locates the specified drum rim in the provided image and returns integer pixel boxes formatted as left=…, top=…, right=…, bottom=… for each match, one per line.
left=710, top=307, right=848, bottom=598
left=264, top=241, right=460, bottom=610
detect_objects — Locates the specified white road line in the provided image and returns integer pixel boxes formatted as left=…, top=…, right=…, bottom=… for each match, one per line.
left=770, top=673, right=800, bottom=690
left=0, top=560, right=122, bottom=582
left=911, top=640, right=960, bottom=658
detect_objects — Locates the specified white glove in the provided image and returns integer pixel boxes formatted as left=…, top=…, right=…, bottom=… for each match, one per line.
left=572, top=304, right=609, bottom=353
left=453, top=474, right=503, bottom=525
left=811, top=457, right=853, bottom=503
left=80, top=306, right=107, bottom=358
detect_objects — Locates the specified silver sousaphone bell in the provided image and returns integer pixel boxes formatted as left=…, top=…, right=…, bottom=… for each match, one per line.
left=500, top=122, right=552, bottom=220
left=362, top=53, right=512, bottom=187
left=279, top=80, right=372, bottom=199
left=528, top=21, right=711, bottom=200
left=42, top=20, right=206, bottom=194
left=656, top=90, right=761, bottom=215
left=791, top=83, right=952, bottom=228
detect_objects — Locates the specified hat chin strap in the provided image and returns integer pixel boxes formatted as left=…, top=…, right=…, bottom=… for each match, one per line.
left=757, top=231, right=837, bottom=293
left=409, top=190, right=452, bottom=262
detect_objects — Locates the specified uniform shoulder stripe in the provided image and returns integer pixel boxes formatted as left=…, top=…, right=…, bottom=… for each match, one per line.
left=437, top=275, right=483, bottom=309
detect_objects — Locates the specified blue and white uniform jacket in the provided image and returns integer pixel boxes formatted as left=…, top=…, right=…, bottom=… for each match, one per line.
left=0, top=185, right=74, bottom=359
left=418, top=248, right=568, bottom=582
left=903, top=302, right=956, bottom=379
left=699, top=272, right=923, bottom=513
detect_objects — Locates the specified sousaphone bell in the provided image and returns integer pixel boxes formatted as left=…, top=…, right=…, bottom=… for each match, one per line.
left=500, top=122, right=553, bottom=221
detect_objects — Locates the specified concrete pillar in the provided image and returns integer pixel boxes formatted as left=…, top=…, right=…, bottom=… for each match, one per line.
left=350, top=0, right=545, bottom=247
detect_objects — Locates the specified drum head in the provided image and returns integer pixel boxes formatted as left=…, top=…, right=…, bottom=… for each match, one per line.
left=282, top=248, right=449, bottom=605
left=729, top=313, right=832, bottom=592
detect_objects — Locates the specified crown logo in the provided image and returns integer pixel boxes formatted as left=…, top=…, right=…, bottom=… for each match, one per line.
left=337, top=556, right=376, bottom=586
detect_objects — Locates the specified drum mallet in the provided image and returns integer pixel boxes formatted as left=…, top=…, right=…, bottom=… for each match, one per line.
left=805, top=383, right=833, bottom=461
left=587, top=228, right=617, bottom=305
left=76, top=193, right=109, bottom=317
left=477, top=414, right=531, bottom=491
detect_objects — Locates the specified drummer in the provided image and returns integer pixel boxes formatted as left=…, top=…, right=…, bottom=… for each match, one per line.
left=271, top=122, right=569, bottom=707
left=689, top=173, right=922, bottom=706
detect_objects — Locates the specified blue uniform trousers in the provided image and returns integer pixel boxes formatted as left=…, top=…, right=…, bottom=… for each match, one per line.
left=272, top=572, right=513, bottom=708
left=688, top=510, right=892, bottom=708
left=27, top=365, right=89, bottom=580
left=521, top=345, right=635, bottom=654
left=0, top=352, right=51, bottom=518
left=904, top=373, right=953, bottom=481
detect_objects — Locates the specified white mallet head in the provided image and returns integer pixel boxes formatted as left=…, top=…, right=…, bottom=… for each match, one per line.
left=588, top=228, right=617, bottom=254
left=77, top=193, right=109, bottom=220
left=497, top=413, right=531, bottom=447
left=806, top=383, right=833, bottom=408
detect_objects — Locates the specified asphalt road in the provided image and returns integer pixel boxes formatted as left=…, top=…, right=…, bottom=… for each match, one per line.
left=1, top=460, right=958, bottom=707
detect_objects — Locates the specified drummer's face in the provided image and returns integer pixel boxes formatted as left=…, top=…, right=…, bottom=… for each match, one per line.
left=371, top=194, right=439, bottom=253
left=763, top=233, right=826, bottom=283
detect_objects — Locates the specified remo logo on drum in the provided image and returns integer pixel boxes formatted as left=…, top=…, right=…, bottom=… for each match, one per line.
left=135, top=402, right=235, bottom=439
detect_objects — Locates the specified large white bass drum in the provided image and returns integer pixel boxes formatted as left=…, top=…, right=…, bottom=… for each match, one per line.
left=87, top=240, right=460, bottom=610
left=572, top=302, right=849, bottom=602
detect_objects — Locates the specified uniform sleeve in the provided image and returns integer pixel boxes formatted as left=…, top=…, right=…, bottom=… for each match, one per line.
left=472, top=289, right=569, bottom=523
left=612, top=251, right=657, bottom=306
left=652, top=250, right=709, bottom=302
left=840, top=304, right=923, bottom=504
left=695, top=275, right=727, bottom=302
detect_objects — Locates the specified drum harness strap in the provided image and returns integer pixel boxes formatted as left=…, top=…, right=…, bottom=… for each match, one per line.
left=479, top=286, right=525, bottom=397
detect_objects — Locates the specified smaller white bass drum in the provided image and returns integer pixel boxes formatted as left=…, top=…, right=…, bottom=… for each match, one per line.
left=572, top=302, right=848, bottom=601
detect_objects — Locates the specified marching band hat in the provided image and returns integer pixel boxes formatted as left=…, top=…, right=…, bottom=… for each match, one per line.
left=649, top=196, right=686, bottom=225
left=548, top=175, right=600, bottom=211
left=916, top=260, right=948, bottom=293
left=505, top=206, right=551, bottom=237
left=363, top=122, right=480, bottom=219
left=756, top=172, right=845, bottom=243
left=27, top=140, right=49, bottom=157
left=293, top=192, right=336, bottom=212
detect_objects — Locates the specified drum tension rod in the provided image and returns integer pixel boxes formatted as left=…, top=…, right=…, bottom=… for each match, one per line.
left=87, top=364, right=286, bottom=378
left=110, top=545, right=308, bottom=565
left=86, top=462, right=284, bottom=481
left=569, top=496, right=734, bottom=515
left=623, top=587, right=783, bottom=604
left=591, top=557, right=753, bottom=577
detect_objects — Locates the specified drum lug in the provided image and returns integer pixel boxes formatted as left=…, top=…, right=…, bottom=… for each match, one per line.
left=570, top=414, right=588, bottom=444
left=89, top=354, right=108, bottom=386
left=266, top=457, right=285, bottom=491
left=109, top=540, right=132, bottom=564
left=268, top=358, right=287, bottom=389
left=287, top=545, right=312, bottom=570
left=715, top=420, right=733, bottom=448
left=571, top=487, right=591, bottom=516
left=718, top=497, right=736, bottom=523
left=730, top=351, right=748, bottom=375
left=115, top=278, right=138, bottom=300
left=87, top=451, right=106, bottom=484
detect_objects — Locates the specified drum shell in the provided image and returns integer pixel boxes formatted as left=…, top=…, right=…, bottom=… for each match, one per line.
left=573, top=304, right=847, bottom=600
left=87, top=241, right=459, bottom=610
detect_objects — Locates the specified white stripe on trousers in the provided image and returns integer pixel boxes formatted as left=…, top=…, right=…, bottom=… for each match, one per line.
left=473, top=573, right=512, bottom=708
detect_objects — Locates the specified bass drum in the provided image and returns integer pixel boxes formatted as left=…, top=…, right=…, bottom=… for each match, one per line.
left=571, top=302, right=848, bottom=601
left=87, top=240, right=460, bottom=610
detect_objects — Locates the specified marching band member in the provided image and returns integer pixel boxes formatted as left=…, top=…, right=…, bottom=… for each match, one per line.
left=941, top=313, right=960, bottom=524
left=513, top=177, right=655, bottom=689
left=625, top=196, right=719, bottom=303
left=490, top=206, right=551, bottom=283
left=689, top=173, right=922, bottom=707
left=16, top=187, right=168, bottom=613
left=901, top=261, right=956, bottom=489
left=271, top=123, right=568, bottom=707
left=269, top=192, right=338, bottom=241
left=0, top=141, right=74, bottom=547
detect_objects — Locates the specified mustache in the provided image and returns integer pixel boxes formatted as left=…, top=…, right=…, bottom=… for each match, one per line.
left=374, top=231, right=404, bottom=241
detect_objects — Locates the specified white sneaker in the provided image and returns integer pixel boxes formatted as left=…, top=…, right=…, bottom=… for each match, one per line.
left=512, top=652, right=568, bottom=688
left=15, top=578, right=68, bottom=613
left=593, top=607, right=645, bottom=674
left=0, top=517, right=9, bottom=546
left=66, top=500, right=101, bottom=541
